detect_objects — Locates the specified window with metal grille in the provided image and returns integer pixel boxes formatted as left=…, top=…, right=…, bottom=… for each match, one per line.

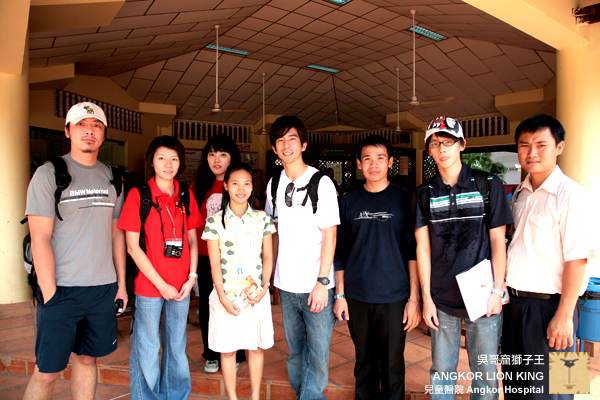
left=307, top=132, right=332, bottom=145
left=349, top=129, right=401, bottom=145
left=55, top=90, right=141, bottom=134
left=267, top=145, right=416, bottom=193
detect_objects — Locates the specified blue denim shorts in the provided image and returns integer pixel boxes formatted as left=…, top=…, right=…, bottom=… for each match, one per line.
left=35, top=283, right=118, bottom=373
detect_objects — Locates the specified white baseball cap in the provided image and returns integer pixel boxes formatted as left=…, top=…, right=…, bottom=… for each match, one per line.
left=65, top=102, right=107, bottom=127
left=425, top=116, right=464, bottom=142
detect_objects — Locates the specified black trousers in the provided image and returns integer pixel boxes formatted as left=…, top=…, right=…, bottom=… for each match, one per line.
left=347, top=296, right=408, bottom=400
left=197, top=255, right=246, bottom=362
left=501, top=294, right=580, bottom=400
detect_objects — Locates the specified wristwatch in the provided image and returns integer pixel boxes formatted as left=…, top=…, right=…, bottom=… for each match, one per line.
left=316, top=277, right=330, bottom=286
left=491, top=288, right=505, bottom=297
left=334, top=294, right=346, bottom=300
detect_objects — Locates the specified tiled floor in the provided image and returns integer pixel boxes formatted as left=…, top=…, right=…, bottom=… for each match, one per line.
left=1, top=297, right=599, bottom=399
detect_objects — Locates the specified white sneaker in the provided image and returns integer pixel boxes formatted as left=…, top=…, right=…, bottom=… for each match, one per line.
left=205, top=360, right=219, bottom=373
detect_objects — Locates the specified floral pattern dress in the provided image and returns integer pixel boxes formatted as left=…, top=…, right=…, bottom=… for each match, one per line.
left=202, top=205, right=276, bottom=352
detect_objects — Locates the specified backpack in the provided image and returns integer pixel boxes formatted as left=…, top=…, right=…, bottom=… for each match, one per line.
left=270, top=170, right=326, bottom=218
left=125, top=181, right=190, bottom=332
left=21, top=157, right=123, bottom=304
left=415, top=168, right=490, bottom=224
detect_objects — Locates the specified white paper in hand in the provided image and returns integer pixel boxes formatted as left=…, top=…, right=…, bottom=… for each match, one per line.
left=455, top=259, right=508, bottom=321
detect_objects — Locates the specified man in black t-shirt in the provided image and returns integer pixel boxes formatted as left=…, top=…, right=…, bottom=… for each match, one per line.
left=334, top=135, right=420, bottom=400
left=414, top=116, right=513, bottom=399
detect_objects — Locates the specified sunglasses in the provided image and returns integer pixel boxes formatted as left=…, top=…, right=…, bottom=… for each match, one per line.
left=285, top=183, right=294, bottom=207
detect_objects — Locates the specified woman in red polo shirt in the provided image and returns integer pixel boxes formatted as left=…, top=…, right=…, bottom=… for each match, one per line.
left=191, top=135, right=244, bottom=373
left=118, top=136, right=202, bottom=400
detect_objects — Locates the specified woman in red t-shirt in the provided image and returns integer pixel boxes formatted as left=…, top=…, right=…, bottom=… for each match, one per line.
left=190, top=134, right=244, bottom=373
left=118, top=136, right=202, bottom=400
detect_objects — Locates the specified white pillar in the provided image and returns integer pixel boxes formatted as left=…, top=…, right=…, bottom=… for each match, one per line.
left=0, top=35, right=31, bottom=303
left=556, top=29, right=600, bottom=199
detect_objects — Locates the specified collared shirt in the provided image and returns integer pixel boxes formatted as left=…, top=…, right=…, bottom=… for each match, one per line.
left=118, top=177, right=203, bottom=297
left=202, top=205, right=276, bottom=299
left=413, top=163, right=513, bottom=318
left=506, top=166, right=597, bottom=295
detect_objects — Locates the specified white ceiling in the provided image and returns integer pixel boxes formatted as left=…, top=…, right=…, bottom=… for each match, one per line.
left=29, top=0, right=556, bottom=131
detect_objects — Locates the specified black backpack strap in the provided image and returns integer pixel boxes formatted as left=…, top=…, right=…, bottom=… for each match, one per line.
left=136, top=183, right=157, bottom=254
left=471, top=169, right=491, bottom=222
left=270, top=173, right=282, bottom=219
left=300, top=171, right=325, bottom=214
left=109, top=165, right=123, bottom=198
left=49, top=157, right=71, bottom=222
left=415, top=181, right=432, bottom=223
left=178, top=182, right=191, bottom=218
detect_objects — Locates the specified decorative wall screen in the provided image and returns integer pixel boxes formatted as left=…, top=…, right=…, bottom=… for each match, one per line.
left=267, top=144, right=416, bottom=193
left=460, top=115, right=509, bottom=139
left=173, top=120, right=252, bottom=143
left=55, top=90, right=141, bottom=134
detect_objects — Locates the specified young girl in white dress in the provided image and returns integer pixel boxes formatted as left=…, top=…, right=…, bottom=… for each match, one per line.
left=201, top=163, right=276, bottom=400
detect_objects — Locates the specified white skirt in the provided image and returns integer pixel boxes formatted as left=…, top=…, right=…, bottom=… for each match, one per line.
left=208, top=288, right=274, bottom=353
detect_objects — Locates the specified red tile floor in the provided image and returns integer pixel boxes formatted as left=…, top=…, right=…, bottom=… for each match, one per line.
left=1, top=297, right=599, bottom=399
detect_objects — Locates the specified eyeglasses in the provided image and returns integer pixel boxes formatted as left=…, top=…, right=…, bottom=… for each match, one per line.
left=285, top=183, right=294, bottom=207
left=427, top=139, right=460, bottom=149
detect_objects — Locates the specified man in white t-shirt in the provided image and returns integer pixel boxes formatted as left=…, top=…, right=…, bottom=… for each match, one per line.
left=265, top=116, right=339, bottom=400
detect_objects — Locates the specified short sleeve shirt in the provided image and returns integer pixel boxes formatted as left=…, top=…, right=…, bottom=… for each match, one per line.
left=25, top=154, right=124, bottom=286
left=196, top=179, right=224, bottom=256
left=506, top=166, right=598, bottom=295
left=413, top=164, right=514, bottom=318
left=118, top=178, right=203, bottom=297
left=201, top=205, right=276, bottom=298
left=265, top=166, right=340, bottom=293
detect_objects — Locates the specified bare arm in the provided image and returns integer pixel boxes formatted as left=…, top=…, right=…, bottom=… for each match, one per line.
left=125, top=230, right=177, bottom=300
left=248, top=233, right=274, bottom=304
left=207, top=239, right=240, bottom=315
left=547, top=258, right=587, bottom=350
left=176, top=228, right=199, bottom=301
left=403, top=259, right=422, bottom=331
left=308, top=225, right=337, bottom=313
left=333, top=270, right=348, bottom=322
left=112, top=220, right=128, bottom=312
left=415, top=225, right=438, bottom=330
left=28, top=215, right=57, bottom=303
left=486, top=225, right=507, bottom=317
left=272, top=223, right=279, bottom=270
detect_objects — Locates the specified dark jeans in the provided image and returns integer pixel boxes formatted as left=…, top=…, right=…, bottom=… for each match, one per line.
left=197, top=255, right=246, bottom=363
left=347, top=296, right=408, bottom=400
left=502, top=294, right=580, bottom=400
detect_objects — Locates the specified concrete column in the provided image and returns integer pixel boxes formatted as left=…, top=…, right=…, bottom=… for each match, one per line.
left=0, top=36, right=30, bottom=303
left=556, top=23, right=600, bottom=199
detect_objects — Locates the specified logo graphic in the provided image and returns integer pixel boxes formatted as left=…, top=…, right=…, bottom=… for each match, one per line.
left=354, top=211, right=394, bottom=222
left=549, top=352, right=590, bottom=394
left=83, top=105, right=95, bottom=114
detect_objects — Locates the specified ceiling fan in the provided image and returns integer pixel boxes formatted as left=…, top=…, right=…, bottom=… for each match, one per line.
left=384, top=10, right=453, bottom=108
left=207, top=24, right=250, bottom=114
left=259, top=72, right=267, bottom=135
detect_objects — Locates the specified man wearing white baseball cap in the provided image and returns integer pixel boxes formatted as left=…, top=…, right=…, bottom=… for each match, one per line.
left=413, top=116, right=513, bottom=399
left=23, top=102, right=127, bottom=399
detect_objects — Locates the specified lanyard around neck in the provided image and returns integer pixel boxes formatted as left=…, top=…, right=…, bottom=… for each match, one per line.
left=156, top=196, right=185, bottom=242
